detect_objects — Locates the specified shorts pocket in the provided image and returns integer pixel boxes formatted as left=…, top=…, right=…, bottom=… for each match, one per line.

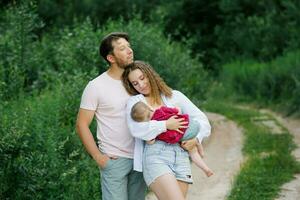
left=144, top=143, right=164, bottom=155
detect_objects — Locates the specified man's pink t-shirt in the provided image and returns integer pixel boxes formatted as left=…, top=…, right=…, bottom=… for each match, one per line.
left=80, top=72, right=134, bottom=158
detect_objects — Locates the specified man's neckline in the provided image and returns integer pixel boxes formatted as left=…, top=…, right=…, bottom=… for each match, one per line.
left=105, top=71, right=122, bottom=81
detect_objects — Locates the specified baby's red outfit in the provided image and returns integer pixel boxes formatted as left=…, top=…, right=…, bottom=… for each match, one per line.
left=151, top=106, right=189, bottom=144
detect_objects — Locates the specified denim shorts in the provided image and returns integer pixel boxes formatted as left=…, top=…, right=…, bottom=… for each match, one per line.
left=142, top=140, right=193, bottom=186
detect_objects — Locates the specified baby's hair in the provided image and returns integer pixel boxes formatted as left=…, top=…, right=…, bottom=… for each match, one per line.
left=131, top=101, right=151, bottom=122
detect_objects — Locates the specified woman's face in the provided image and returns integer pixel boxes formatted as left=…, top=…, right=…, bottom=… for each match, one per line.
left=128, top=69, right=151, bottom=95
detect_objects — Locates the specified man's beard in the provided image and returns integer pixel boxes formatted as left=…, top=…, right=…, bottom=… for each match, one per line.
left=115, top=57, right=133, bottom=69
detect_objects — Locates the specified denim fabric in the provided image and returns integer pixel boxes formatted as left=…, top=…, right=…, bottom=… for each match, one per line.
left=142, top=141, right=193, bottom=186
left=100, top=157, right=146, bottom=200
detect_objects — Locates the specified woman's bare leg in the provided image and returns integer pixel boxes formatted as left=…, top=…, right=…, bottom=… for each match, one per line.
left=150, top=173, right=185, bottom=200
left=177, top=180, right=189, bottom=197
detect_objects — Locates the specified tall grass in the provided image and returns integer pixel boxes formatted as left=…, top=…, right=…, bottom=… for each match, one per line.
left=220, top=51, right=300, bottom=114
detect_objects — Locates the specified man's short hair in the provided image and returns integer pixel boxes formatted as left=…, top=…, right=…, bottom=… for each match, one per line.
left=99, top=32, right=129, bottom=63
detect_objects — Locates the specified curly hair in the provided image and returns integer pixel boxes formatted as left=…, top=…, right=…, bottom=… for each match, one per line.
left=122, top=60, right=172, bottom=105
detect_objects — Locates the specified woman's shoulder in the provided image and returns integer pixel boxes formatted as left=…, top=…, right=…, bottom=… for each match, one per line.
left=170, top=90, right=185, bottom=99
left=163, top=90, right=185, bottom=105
left=166, top=90, right=190, bottom=105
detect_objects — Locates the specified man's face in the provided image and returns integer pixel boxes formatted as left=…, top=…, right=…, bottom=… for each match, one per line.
left=110, top=38, right=133, bottom=68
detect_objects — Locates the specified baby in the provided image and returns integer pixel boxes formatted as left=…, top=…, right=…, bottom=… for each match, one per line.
left=131, top=101, right=213, bottom=177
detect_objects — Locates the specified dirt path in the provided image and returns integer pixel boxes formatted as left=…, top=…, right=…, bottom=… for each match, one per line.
left=146, top=112, right=244, bottom=200
left=258, top=110, right=300, bottom=200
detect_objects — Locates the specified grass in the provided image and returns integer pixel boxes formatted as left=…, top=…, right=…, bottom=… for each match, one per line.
left=202, top=100, right=300, bottom=200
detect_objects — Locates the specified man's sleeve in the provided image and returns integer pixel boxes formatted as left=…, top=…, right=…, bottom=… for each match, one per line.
left=80, top=82, right=98, bottom=111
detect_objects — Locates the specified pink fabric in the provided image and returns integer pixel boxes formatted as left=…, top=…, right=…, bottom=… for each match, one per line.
left=151, top=106, right=189, bottom=144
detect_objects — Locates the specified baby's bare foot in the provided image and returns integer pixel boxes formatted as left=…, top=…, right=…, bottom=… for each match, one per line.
left=146, top=139, right=155, bottom=145
left=205, top=169, right=214, bottom=177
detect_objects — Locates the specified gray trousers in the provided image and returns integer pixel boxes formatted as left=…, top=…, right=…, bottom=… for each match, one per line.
left=100, top=157, right=146, bottom=200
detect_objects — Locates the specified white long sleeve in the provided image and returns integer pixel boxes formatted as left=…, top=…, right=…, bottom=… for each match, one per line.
left=126, top=95, right=167, bottom=141
left=169, top=90, right=211, bottom=142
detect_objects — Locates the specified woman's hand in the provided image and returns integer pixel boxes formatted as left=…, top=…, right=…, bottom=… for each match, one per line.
left=166, top=115, right=188, bottom=134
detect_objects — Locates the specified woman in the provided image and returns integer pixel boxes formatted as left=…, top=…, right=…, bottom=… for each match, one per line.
left=122, top=60, right=211, bottom=200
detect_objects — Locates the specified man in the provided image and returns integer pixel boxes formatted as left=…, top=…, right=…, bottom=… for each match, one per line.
left=76, top=32, right=146, bottom=200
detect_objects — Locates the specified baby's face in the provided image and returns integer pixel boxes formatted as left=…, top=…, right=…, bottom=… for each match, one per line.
left=148, top=109, right=154, bottom=120
left=145, top=109, right=154, bottom=121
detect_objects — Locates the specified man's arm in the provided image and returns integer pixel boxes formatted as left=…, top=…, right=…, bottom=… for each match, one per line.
left=76, top=108, right=110, bottom=168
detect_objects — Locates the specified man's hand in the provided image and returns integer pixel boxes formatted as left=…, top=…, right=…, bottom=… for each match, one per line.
left=166, top=115, right=188, bottom=134
left=181, top=138, right=197, bottom=151
left=95, top=154, right=118, bottom=169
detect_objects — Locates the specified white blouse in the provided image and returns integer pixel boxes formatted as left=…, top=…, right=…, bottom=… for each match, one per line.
left=126, top=90, right=211, bottom=172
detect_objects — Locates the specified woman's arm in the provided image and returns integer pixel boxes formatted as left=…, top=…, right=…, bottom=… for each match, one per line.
left=126, top=96, right=166, bottom=141
left=173, top=90, right=211, bottom=142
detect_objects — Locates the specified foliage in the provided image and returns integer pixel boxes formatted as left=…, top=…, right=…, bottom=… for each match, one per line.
left=216, top=0, right=300, bottom=63
left=0, top=73, right=100, bottom=200
left=160, top=0, right=222, bottom=71
left=159, top=0, right=300, bottom=72
left=0, top=0, right=162, bottom=29
left=0, top=1, right=43, bottom=100
left=220, top=51, right=300, bottom=114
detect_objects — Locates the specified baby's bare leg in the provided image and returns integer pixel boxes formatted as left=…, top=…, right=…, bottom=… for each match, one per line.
left=189, top=147, right=214, bottom=177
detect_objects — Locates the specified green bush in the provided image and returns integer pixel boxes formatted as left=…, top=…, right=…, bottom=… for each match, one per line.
left=220, top=50, right=300, bottom=114
left=0, top=1, right=43, bottom=100
left=0, top=73, right=100, bottom=199
left=35, top=0, right=162, bottom=28
left=159, top=0, right=300, bottom=72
